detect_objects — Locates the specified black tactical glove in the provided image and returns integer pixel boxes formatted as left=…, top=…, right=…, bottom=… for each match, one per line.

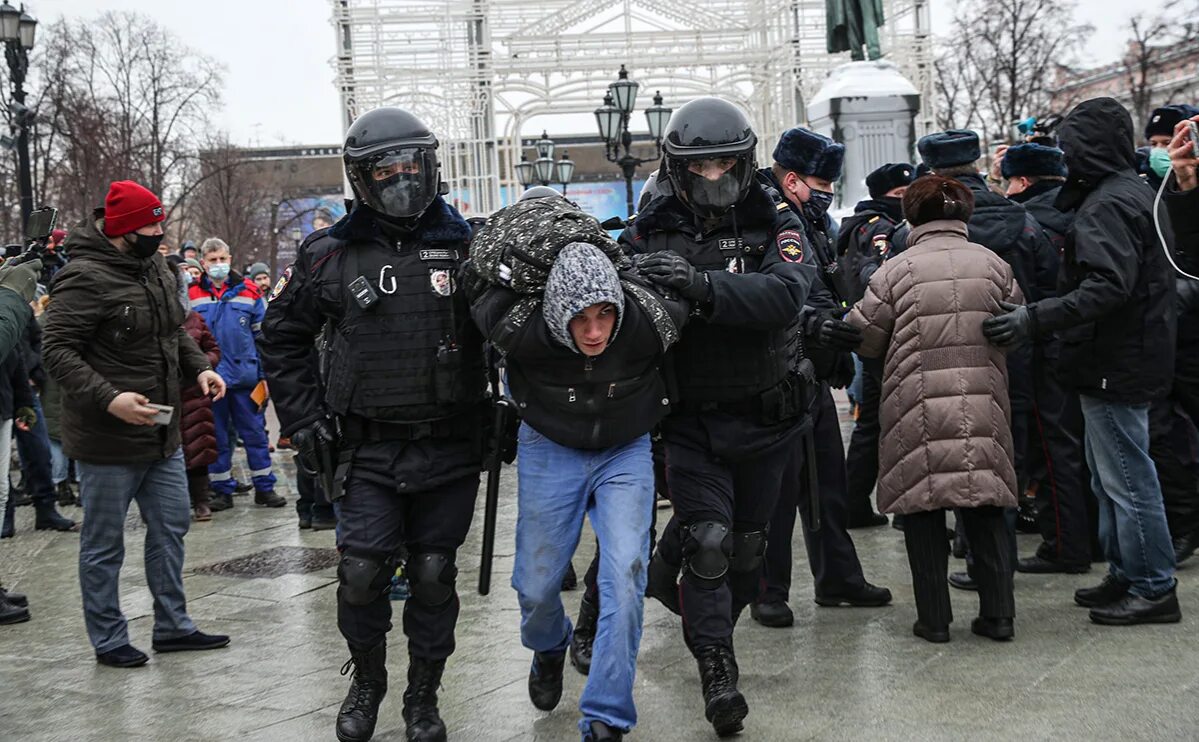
left=291, top=419, right=335, bottom=475
left=828, top=352, right=856, bottom=389
left=982, top=301, right=1035, bottom=347
left=804, top=308, right=862, bottom=351
left=638, top=251, right=710, bottom=303
left=0, top=258, right=43, bottom=303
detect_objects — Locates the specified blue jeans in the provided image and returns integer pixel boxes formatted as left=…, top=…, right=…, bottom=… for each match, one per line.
left=209, top=388, right=276, bottom=495
left=512, top=424, right=653, bottom=738
left=49, top=438, right=69, bottom=486
left=78, top=448, right=197, bottom=653
left=1080, top=396, right=1177, bottom=598
left=14, top=394, right=55, bottom=507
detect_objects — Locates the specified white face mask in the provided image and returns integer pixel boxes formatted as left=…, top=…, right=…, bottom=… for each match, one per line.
left=207, top=263, right=230, bottom=282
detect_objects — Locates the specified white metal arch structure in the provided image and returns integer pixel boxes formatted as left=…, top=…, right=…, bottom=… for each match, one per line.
left=330, top=0, right=933, bottom=216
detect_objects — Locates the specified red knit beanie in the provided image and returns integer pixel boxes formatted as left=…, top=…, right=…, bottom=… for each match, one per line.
left=103, top=180, right=165, bottom=237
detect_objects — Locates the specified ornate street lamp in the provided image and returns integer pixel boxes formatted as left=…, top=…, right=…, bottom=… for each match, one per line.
left=514, top=155, right=536, bottom=187
left=594, top=67, right=672, bottom=217
left=513, top=133, right=573, bottom=193
left=1, top=1, right=37, bottom=228
left=555, top=152, right=576, bottom=194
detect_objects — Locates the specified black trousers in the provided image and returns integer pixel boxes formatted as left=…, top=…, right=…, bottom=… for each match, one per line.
left=336, top=469, right=479, bottom=660
left=760, top=387, right=866, bottom=602
left=661, top=416, right=797, bottom=652
left=845, top=362, right=882, bottom=521
left=1029, top=344, right=1094, bottom=566
left=904, top=507, right=1014, bottom=628
left=1151, top=354, right=1199, bottom=540
left=295, top=469, right=335, bottom=520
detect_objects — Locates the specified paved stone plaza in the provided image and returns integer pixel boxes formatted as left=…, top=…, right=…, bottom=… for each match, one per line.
left=1, top=399, right=1197, bottom=741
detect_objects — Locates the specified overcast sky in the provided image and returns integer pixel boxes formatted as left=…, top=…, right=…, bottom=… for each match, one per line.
left=27, top=0, right=1136, bottom=147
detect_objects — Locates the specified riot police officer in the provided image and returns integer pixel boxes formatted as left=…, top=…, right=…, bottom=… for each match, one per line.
left=260, top=107, right=486, bottom=742
left=619, top=97, right=817, bottom=737
left=751, top=128, right=891, bottom=628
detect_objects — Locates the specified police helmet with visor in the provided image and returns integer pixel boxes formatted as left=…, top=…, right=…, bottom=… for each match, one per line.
left=662, top=97, right=758, bottom=218
left=343, top=107, right=445, bottom=226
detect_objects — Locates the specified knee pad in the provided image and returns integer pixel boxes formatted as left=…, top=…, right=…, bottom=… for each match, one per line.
left=338, top=552, right=393, bottom=606
left=681, top=520, right=731, bottom=589
left=728, top=529, right=767, bottom=573
left=407, top=552, right=457, bottom=608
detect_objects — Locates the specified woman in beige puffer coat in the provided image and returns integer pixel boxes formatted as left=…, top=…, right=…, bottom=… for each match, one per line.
left=847, top=175, right=1022, bottom=644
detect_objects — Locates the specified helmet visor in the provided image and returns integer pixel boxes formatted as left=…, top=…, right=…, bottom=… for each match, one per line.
left=669, top=155, right=754, bottom=217
left=347, top=147, right=439, bottom=219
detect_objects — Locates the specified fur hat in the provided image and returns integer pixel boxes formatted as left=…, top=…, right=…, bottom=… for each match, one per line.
left=542, top=243, right=624, bottom=354
left=1001, top=143, right=1067, bottom=179
left=773, top=128, right=845, bottom=181
left=866, top=163, right=916, bottom=199
left=917, top=130, right=981, bottom=169
left=1144, top=104, right=1199, bottom=140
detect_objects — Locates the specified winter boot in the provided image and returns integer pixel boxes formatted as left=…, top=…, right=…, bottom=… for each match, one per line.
left=1, top=497, right=14, bottom=538
left=569, top=594, right=599, bottom=675
left=0, top=593, right=30, bottom=625
left=56, top=481, right=76, bottom=507
left=34, top=503, right=78, bottom=532
left=255, top=490, right=286, bottom=508
left=402, top=657, right=447, bottom=742
left=336, top=642, right=388, bottom=742
left=696, top=644, right=748, bottom=738
left=527, top=650, right=565, bottom=711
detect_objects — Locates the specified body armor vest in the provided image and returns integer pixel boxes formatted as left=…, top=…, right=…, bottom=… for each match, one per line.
left=323, top=239, right=486, bottom=422
left=644, top=225, right=796, bottom=403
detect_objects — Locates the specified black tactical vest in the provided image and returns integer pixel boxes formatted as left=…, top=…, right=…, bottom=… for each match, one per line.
left=641, top=224, right=796, bottom=403
left=323, top=239, right=486, bottom=422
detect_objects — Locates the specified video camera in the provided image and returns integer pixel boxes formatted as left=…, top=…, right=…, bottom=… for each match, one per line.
left=1013, top=115, right=1063, bottom=146
left=3, top=206, right=57, bottom=267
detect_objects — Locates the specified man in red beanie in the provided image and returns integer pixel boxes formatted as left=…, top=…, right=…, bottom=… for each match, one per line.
left=43, top=180, right=232, bottom=668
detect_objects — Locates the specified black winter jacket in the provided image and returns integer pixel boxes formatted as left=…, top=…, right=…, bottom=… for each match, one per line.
left=956, top=173, right=1058, bottom=302
left=43, top=212, right=213, bottom=464
left=1162, top=174, right=1199, bottom=355
left=470, top=276, right=687, bottom=450
left=1031, top=97, right=1177, bottom=403
left=0, top=347, right=32, bottom=421
left=835, top=197, right=905, bottom=303
left=1011, top=181, right=1070, bottom=263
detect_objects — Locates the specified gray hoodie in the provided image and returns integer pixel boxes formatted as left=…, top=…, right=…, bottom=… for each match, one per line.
left=542, top=242, right=624, bottom=353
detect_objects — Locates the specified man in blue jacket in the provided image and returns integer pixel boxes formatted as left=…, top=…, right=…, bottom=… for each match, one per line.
left=190, top=237, right=283, bottom=510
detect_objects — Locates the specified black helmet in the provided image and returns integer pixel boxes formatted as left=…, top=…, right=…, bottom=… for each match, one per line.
left=344, top=107, right=443, bottom=225
left=662, top=97, right=757, bottom=218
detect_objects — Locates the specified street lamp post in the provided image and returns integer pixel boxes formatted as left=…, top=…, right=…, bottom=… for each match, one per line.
left=594, top=66, right=671, bottom=217
left=1, top=1, right=37, bottom=230
left=513, top=131, right=574, bottom=194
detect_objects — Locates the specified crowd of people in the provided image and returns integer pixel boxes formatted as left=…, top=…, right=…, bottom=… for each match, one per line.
left=0, top=89, right=1194, bottom=742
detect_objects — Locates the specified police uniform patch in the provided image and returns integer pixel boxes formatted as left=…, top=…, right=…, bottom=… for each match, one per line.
left=872, top=235, right=891, bottom=258
left=429, top=269, right=453, bottom=297
left=777, top=230, right=805, bottom=263
left=269, top=266, right=292, bottom=302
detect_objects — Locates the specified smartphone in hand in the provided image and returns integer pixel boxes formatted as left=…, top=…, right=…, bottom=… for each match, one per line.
left=146, top=403, right=174, bottom=426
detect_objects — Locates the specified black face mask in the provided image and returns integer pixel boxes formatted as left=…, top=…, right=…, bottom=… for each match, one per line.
left=802, top=188, right=834, bottom=223
left=126, top=232, right=164, bottom=258
left=879, top=196, right=904, bottom=221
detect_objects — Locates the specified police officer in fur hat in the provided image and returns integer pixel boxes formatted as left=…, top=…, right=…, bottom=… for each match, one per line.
left=837, top=162, right=916, bottom=530
left=1001, top=142, right=1098, bottom=574
left=750, top=128, right=892, bottom=629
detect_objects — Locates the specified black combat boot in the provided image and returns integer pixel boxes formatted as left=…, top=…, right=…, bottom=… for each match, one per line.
left=569, top=595, right=599, bottom=675
left=695, top=644, right=748, bottom=737
left=336, top=642, right=388, bottom=742
left=402, top=657, right=447, bottom=742
left=528, top=650, right=566, bottom=710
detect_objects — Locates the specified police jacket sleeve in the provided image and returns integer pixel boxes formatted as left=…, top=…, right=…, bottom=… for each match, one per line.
left=705, top=217, right=816, bottom=328
left=42, top=271, right=122, bottom=413
left=845, top=267, right=896, bottom=359
left=259, top=257, right=326, bottom=436
left=1031, top=201, right=1142, bottom=333
left=0, top=289, right=31, bottom=366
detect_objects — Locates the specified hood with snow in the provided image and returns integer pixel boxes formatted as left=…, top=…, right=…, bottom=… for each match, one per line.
left=542, top=242, right=624, bottom=354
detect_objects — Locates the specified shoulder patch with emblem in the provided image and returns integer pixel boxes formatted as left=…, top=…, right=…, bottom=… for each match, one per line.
left=269, top=266, right=292, bottom=302
left=868, top=215, right=880, bottom=224
left=776, top=229, right=805, bottom=263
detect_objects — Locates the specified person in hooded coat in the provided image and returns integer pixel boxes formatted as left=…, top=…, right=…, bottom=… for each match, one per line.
left=984, top=97, right=1181, bottom=626
left=469, top=240, right=688, bottom=742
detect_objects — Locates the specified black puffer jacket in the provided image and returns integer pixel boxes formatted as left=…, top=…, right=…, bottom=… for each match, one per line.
left=1011, top=180, right=1071, bottom=261
left=1031, top=97, right=1177, bottom=403
left=1162, top=174, right=1199, bottom=359
left=43, top=211, right=213, bottom=464
left=956, top=172, right=1058, bottom=302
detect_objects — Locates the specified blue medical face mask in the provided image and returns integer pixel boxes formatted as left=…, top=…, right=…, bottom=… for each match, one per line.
left=206, top=262, right=230, bottom=282
left=1149, top=147, right=1171, bottom=178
